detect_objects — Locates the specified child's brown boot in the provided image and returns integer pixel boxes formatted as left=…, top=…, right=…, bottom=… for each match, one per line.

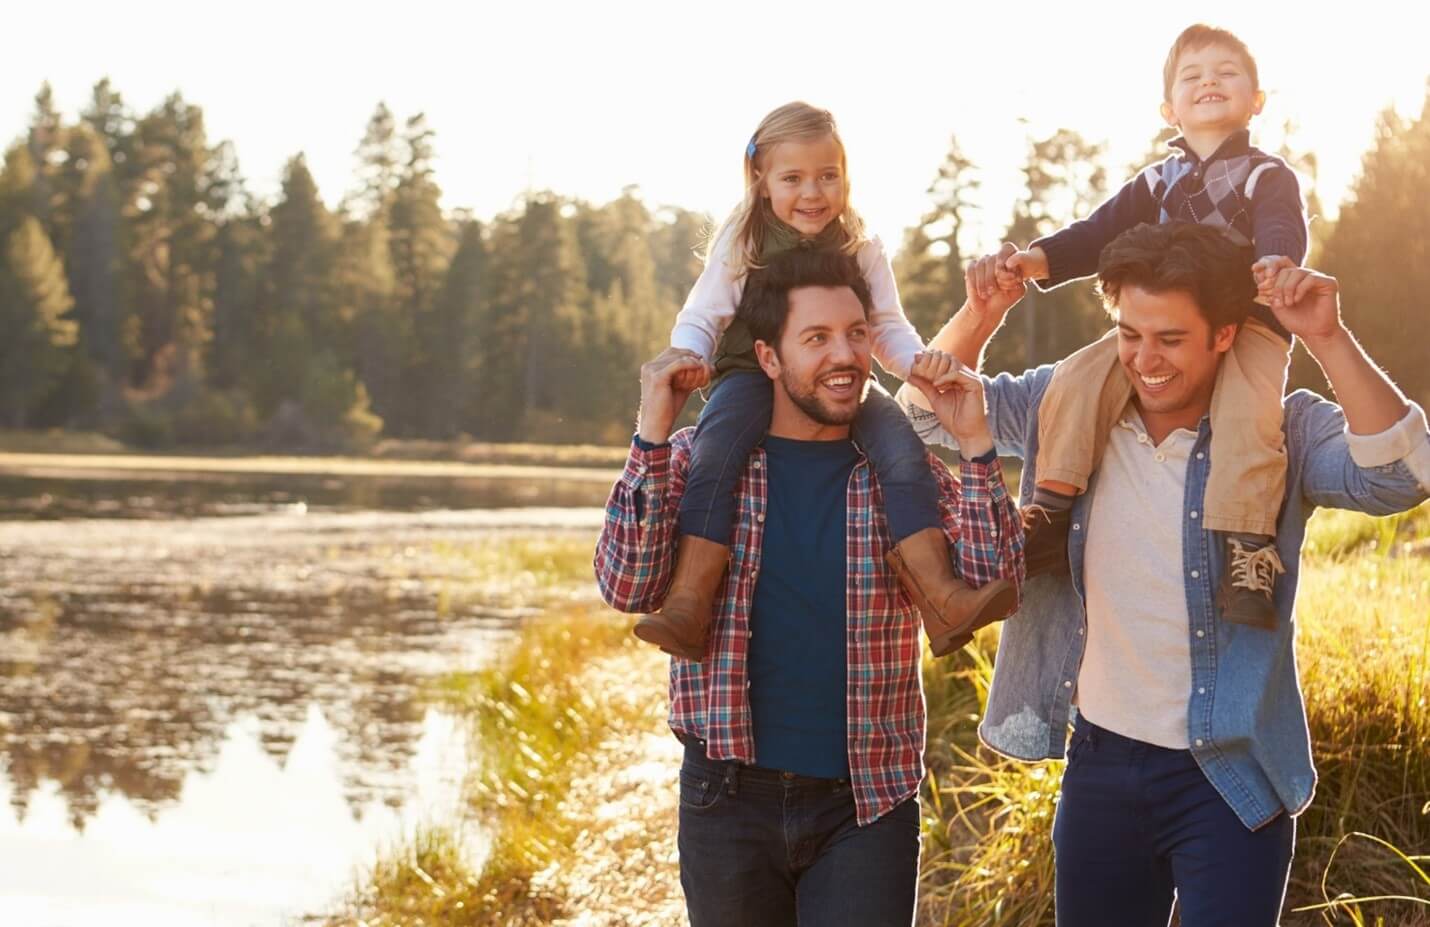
left=1020, top=503, right=1072, bottom=578
left=633, top=535, right=730, bottom=660
left=884, top=526, right=1019, bottom=657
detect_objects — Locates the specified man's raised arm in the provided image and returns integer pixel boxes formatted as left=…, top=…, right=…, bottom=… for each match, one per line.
left=1260, top=260, right=1430, bottom=506
left=902, top=244, right=1027, bottom=413
left=1261, top=260, right=1408, bottom=434
left=593, top=348, right=711, bottom=613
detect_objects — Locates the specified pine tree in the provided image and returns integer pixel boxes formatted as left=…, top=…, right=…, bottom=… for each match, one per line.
left=988, top=129, right=1111, bottom=375
left=121, top=93, right=222, bottom=393
left=0, top=217, right=77, bottom=426
left=1314, top=88, right=1430, bottom=408
left=894, top=136, right=980, bottom=343
left=384, top=113, right=455, bottom=435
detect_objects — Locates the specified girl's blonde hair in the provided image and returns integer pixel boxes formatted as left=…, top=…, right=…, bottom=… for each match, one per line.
left=705, top=101, right=867, bottom=277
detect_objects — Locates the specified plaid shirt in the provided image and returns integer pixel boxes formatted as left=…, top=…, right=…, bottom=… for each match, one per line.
left=594, top=428, right=1024, bottom=825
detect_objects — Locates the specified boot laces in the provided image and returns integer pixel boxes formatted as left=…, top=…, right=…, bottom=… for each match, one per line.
left=1227, top=539, right=1285, bottom=594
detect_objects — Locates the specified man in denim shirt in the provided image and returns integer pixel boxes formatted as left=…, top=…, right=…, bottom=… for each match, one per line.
left=898, top=222, right=1430, bottom=925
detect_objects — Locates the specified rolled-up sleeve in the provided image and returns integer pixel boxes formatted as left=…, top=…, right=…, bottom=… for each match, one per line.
left=1344, top=402, right=1430, bottom=493
left=1296, top=392, right=1430, bottom=511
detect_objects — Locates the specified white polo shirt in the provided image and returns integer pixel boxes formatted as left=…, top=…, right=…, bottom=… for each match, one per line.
left=1076, top=413, right=1199, bottom=749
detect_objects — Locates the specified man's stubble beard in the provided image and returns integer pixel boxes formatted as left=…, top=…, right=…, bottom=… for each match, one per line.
left=778, top=365, right=868, bottom=427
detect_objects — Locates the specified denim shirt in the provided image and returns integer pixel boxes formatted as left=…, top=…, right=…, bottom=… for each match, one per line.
left=901, top=364, right=1430, bottom=830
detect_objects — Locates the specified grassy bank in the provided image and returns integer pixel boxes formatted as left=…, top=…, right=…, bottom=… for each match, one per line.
left=325, top=535, right=673, bottom=926
left=0, top=429, right=630, bottom=470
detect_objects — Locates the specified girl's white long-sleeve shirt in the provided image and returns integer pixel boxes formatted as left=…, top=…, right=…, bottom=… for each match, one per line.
left=668, top=224, right=926, bottom=380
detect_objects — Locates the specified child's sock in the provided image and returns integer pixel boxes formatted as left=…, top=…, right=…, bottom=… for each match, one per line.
left=1031, top=485, right=1076, bottom=512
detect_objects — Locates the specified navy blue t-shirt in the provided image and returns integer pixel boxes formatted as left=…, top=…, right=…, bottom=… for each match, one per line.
left=748, top=434, right=859, bottom=779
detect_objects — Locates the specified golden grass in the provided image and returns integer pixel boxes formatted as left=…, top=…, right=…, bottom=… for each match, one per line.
left=327, top=535, right=663, bottom=925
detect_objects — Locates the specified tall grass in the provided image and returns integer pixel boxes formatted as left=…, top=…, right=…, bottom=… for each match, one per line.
left=919, top=504, right=1430, bottom=926
left=328, top=535, right=654, bottom=926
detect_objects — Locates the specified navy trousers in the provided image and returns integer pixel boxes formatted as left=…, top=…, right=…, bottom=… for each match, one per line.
left=1052, top=716, right=1295, bottom=926
left=676, top=740, right=921, bottom=926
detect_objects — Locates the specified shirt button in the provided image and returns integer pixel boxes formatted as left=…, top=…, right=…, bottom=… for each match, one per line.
left=1138, top=435, right=1149, bottom=444
left=1195, top=738, right=1205, bottom=747
left=1198, top=687, right=1206, bottom=695
left=1190, top=511, right=1199, bottom=519
left=756, top=513, right=765, bottom=523
left=1154, top=453, right=1166, bottom=463
left=1064, top=680, right=1073, bottom=689
left=1072, top=523, right=1081, bottom=531
left=1191, top=570, right=1200, bottom=578
left=1196, top=629, right=1206, bottom=638
left=1077, top=627, right=1085, bottom=635
left=1196, top=452, right=1205, bottom=460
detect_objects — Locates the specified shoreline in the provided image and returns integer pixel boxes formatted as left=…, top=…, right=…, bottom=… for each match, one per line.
left=0, top=450, right=622, bottom=484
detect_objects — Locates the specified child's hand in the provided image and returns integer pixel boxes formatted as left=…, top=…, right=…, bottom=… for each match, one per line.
left=909, top=349, right=992, bottom=456
left=670, top=352, right=714, bottom=392
left=1002, top=247, right=1049, bottom=287
left=1251, top=255, right=1288, bottom=306
left=966, top=244, right=1028, bottom=317
left=910, top=350, right=963, bottom=393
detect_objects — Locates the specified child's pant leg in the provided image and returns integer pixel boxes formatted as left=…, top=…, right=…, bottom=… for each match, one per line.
left=1035, top=330, right=1133, bottom=492
left=1205, top=319, right=1291, bottom=536
left=678, top=371, right=772, bottom=543
left=852, top=381, right=941, bottom=544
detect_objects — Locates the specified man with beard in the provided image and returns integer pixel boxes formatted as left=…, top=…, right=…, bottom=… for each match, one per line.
left=594, top=247, right=1025, bottom=925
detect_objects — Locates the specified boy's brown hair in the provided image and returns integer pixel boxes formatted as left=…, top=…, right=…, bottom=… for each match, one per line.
left=1162, top=24, right=1259, bottom=100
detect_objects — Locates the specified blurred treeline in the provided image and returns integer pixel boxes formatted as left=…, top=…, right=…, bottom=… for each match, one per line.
left=3, top=80, right=1427, bottom=451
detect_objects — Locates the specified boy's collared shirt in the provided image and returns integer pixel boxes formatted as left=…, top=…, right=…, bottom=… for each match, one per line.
left=594, top=428, right=1025, bottom=826
left=899, top=367, right=1430, bottom=829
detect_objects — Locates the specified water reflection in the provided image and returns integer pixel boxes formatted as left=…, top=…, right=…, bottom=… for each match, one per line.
left=0, top=706, right=477, bottom=927
left=0, top=491, right=605, bottom=924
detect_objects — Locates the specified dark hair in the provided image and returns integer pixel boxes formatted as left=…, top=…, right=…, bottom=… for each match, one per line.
left=740, top=247, right=873, bottom=347
left=1163, top=24, right=1259, bottom=100
left=1096, top=222, right=1256, bottom=335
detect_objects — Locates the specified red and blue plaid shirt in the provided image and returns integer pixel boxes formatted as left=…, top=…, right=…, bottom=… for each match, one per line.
left=594, top=428, right=1024, bottom=825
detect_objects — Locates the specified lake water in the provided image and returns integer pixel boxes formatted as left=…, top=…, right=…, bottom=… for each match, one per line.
left=0, top=466, right=611, bottom=926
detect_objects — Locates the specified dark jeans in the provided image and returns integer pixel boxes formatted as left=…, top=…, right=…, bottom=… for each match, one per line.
left=1053, top=716, right=1295, bottom=927
left=679, top=371, right=940, bottom=545
left=677, top=740, right=920, bottom=926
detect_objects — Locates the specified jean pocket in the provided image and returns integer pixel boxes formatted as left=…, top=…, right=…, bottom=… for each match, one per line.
left=679, top=768, right=723, bottom=811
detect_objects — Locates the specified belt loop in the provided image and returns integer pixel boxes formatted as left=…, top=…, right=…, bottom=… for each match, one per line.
left=725, top=762, right=740, bottom=797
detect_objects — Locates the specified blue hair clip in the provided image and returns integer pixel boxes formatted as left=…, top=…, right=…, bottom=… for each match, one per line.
left=746, top=139, right=757, bottom=159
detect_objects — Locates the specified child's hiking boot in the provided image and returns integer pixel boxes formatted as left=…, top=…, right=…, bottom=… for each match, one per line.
left=884, top=526, right=1019, bottom=657
left=1021, top=503, right=1072, bottom=578
left=633, top=535, right=729, bottom=660
left=1217, top=535, right=1284, bottom=630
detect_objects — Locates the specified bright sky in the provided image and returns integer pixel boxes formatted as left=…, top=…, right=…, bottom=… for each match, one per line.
left=5, top=1, right=1427, bottom=256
